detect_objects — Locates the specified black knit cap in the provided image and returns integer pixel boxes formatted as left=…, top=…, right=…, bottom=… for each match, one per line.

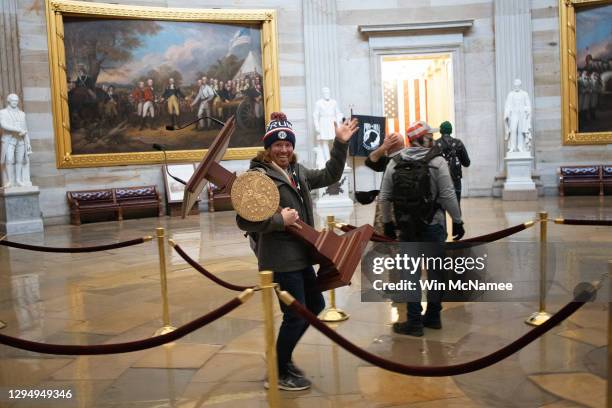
left=263, top=112, right=296, bottom=149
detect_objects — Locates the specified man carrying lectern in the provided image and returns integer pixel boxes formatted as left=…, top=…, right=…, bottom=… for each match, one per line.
left=236, top=112, right=358, bottom=391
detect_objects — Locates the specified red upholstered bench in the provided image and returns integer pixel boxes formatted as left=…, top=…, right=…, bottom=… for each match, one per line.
left=67, top=186, right=163, bottom=225
left=558, top=166, right=602, bottom=196
left=114, top=185, right=163, bottom=219
left=67, top=189, right=120, bottom=225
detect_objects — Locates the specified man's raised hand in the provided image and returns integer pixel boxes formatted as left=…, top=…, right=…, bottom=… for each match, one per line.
left=334, top=117, right=359, bottom=143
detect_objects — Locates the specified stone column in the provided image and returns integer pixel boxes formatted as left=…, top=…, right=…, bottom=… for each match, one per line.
left=303, top=0, right=342, bottom=164
left=303, top=0, right=353, bottom=212
left=0, top=0, right=23, bottom=103
left=494, top=0, right=535, bottom=172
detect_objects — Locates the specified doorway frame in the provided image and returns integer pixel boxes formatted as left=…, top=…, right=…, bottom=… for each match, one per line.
left=360, top=23, right=471, bottom=194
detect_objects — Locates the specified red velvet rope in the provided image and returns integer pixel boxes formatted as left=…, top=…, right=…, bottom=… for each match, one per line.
left=444, top=222, right=530, bottom=249
left=557, top=219, right=612, bottom=226
left=339, top=222, right=531, bottom=248
left=171, top=243, right=254, bottom=292
left=0, top=237, right=147, bottom=253
left=285, top=294, right=585, bottom=377
left=0, top=297, right=242, bottom=355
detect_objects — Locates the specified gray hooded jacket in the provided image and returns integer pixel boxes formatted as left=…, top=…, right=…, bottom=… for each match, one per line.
left=378, top=146, right=462, bottom=228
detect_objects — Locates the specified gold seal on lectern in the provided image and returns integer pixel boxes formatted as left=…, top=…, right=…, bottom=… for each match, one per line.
left=231, top=171, right=279, bottom=221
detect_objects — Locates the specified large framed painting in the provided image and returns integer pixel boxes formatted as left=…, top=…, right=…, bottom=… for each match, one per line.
left=45, top=0, right=280, bottom=168
left=560, top=0, right=612, bottom=145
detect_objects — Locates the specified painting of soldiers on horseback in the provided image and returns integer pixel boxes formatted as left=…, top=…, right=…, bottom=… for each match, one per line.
left=63, top=17, right=266, bottom=155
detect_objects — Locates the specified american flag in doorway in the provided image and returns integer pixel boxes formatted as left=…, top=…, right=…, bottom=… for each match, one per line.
left=383, top=79, right=428, bottom=135
left=383, top=80, right=399, bottom=133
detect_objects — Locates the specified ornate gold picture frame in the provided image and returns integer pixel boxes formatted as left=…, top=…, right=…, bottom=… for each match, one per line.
left=45, top=0, right=280, bottom=168
left=559, top=0, right=612, bottom=145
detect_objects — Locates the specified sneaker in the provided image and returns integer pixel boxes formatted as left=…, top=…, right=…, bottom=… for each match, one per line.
left=392, top=321, right=424, bottom=337
left=264, top=373, right=311, bottom=391
left=287, top=361, right=305, bottom=378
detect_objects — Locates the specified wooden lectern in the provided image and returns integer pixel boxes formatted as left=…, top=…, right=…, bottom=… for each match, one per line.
left=183, top=116, right=374, bottom=291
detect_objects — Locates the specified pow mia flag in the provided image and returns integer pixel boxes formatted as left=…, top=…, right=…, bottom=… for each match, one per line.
left=349, top=115, right=386, bottom=157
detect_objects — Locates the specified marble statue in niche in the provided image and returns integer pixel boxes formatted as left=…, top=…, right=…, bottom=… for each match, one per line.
left=313, top=86, right=343, bottom=167
left=504, top=79, right=532, bottom=154
left=0, top=93, right=32, bottom=188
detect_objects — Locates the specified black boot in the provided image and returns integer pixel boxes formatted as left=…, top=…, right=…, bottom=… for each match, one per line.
left=139, top=117, right=145, bottom=130
left=392, top=321, right=424, bottom=337
left=423, top=313, right=442, bottom=329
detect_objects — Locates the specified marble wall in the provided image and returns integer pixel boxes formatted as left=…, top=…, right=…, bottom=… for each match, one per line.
left=335, top=0, right=497, bottom=195
left=13, top=0, right=306, bottom=224
left=335, top=0, right=610, bottom=196
left=8, top=0, right=611, bottom=224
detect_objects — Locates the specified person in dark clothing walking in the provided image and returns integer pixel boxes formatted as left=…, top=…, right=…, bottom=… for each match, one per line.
left=380, top=121, right=465, bottom=337
left=435, top=121, right=470, bottom=203
left=236, top=112, right=358, bottom=391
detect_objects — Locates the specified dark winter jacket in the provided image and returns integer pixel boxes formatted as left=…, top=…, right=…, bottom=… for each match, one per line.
left=236, top=139, right=348, bottom=272
left=435, top=134, right=470, bottom=180
left=379, top=146, right=462, bottom=226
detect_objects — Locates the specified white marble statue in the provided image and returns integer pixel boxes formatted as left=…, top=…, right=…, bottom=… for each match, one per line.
left=0, top=94, right=32, bottom=188
left=504, top=79, right=532, bottom=153
left=313, top=87, right=343, bottom=167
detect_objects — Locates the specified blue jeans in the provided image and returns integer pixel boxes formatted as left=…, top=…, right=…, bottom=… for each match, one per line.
left=400, top=223, right=447, bottom=324
left=273, top=266, right=325, bottom=375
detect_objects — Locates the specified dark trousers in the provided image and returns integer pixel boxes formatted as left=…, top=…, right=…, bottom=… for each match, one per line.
left=273, top=266, right=325, bottom=375
left=400, top=223, right=446, bottom=324
left=453, top=178, right=462, bottom=204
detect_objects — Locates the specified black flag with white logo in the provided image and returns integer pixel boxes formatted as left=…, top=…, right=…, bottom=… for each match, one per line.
left=349, top=114, right=386, bottom=157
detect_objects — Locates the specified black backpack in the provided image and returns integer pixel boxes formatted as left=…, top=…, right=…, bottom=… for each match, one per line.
left=391, top=148, right=441, bottom=237
left=438, top=136, right=462, bottom=180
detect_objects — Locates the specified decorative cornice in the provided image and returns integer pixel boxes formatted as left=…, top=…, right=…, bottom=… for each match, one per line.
left=358, top=20, right=474, bottom=36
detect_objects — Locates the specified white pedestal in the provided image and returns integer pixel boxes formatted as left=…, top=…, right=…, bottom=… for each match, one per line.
left=0, top=186, right=44, bottom=235
left=315, top=166, right=354, bottom=210
left=502, top=152, right=537, bottom=201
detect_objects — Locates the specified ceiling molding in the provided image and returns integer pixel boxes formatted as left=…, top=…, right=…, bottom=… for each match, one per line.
left=359, top=20, right=474, bottom=36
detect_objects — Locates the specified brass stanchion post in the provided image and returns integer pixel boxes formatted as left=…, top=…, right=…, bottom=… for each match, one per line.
left=154, top=227, right=176, bottom=336
left=260, top=271, right=281, bottom=407
left=319, top=215, right=349, bottom=323
left=526, top=212, right=552, bottom=326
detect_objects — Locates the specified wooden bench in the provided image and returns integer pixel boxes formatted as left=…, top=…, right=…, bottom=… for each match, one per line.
left=67, top=185, right=162, bottom=225
left=67, top=189, right=120, bottom=226
left=115, top=186, right=163, bottom=219
left=558, top=165, right=612, bottom=196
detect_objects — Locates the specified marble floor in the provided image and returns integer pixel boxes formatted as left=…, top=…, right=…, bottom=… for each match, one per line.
left=0, top=196, right=610, bottom=408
